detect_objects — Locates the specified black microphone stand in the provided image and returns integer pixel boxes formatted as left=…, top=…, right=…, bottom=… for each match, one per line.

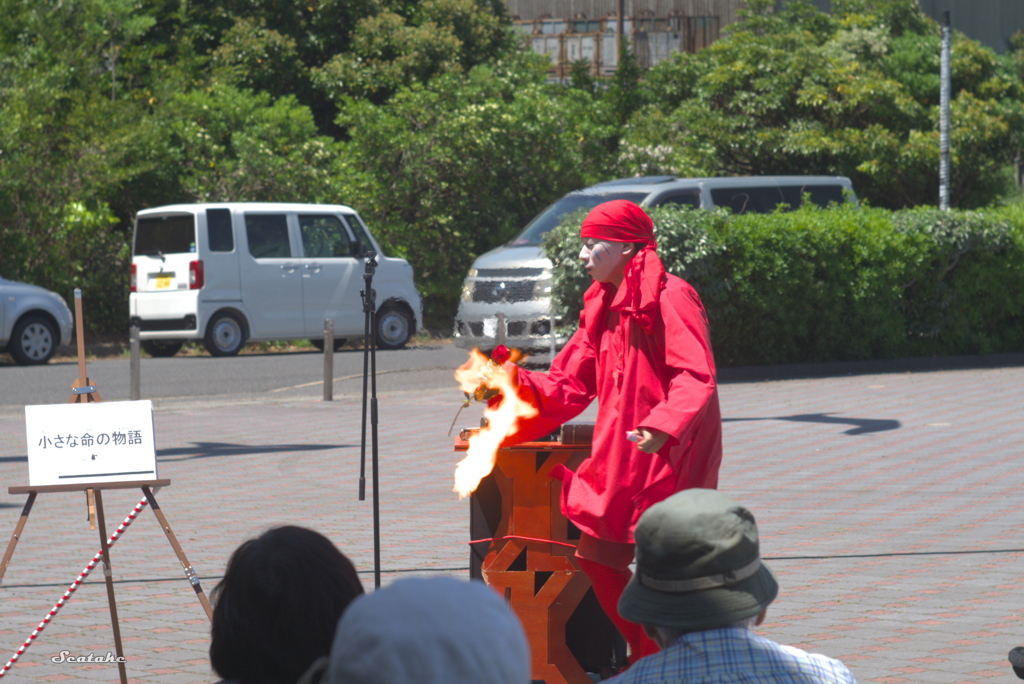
left=358, top=251, right=381, bottom=589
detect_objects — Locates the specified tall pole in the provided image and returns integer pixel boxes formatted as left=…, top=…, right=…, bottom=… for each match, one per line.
left=939, top=10, right=951, bottom=211
left=617, top=0, right=625, bottom=63
left=358, top=252, right=381, bottom=589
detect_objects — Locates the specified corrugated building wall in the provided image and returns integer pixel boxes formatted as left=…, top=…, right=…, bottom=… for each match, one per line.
left=506, top=1, right=1023, bottom=78
left=506, top=0, right=742, bottom=22
left=506, top=1, right=745, bottom=77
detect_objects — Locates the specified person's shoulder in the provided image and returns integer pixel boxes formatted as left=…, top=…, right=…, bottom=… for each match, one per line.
left=600, top=648, right=676, bottom=683
left=662, top=272, right=697, bottom=295
left=659, top=273, right=706, bottom=314
left=771, top=641, right=858, bottom=683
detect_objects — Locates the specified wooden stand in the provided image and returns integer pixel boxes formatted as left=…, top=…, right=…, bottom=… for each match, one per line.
left=68, top=288, right=103, bottom=529
left=0, top=290, right=212, bottom=682
left=462, top=437, right=621, bottom=684
left=1, top=480, right=214, bottom=682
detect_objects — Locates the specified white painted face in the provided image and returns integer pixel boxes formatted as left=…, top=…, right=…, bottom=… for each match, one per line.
left=579, top=238, right=630, bottom=284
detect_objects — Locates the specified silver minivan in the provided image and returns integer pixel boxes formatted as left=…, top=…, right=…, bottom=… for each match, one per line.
left=454, top=175, right=856, bottom=355
left=129, top=203, right=423, bottom=356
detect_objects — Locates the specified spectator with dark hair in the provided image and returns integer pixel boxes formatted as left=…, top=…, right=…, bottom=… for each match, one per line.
left=1011, top=646, right=1024, bottom=679
left=210, top=525, right=364, bottom=684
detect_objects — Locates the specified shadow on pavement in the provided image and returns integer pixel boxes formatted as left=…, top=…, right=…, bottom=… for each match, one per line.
left=157, top=441, right=351, bottom=462
left=724, top=412, right=900, bottom=435
left=719, top=351, right=1024, bottom=383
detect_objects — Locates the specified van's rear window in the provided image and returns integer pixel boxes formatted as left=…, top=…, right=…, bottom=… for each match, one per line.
left=711, top=184, right=846, bottom=214
left=135, top=215, right=196, bottom=255
left=783, top=184, right=846, bottom=208
left=207, top=208, right=234, bottom=252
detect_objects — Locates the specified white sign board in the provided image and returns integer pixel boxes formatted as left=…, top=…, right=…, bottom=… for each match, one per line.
left=24, top=400, right=158, bottom=487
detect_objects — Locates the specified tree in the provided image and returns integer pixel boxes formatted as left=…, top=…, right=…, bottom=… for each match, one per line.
left=605, top=43, right=645, bottom=128
left=0, top=0, right=355, bottom=334
left=626, top=0, right=1024, bottom=208
left=312, top=0, right=517, bottom=108
left=161, top=85, right=346, bottom=203
left=210, top=17, right=307, bottom=101
left=0, top=0, right=165, bottom=330
left=336, top=53, right=615, bottom=325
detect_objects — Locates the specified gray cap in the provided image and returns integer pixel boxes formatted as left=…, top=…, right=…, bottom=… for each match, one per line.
left=618, top=488, right=779, bottom=631
left=325, top=577, right=530, bottom=684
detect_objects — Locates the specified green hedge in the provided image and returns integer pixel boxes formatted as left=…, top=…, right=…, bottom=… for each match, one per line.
left=542, top=203, right=1024, bottom=366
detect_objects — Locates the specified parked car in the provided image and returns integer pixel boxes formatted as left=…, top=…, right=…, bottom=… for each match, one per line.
left=129, top=203, right=423, bottom=357
left=0, top=276, right=74, bottom=365
left=454, top=175, right=857, bottom=355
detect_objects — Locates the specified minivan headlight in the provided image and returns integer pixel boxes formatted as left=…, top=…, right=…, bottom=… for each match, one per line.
left=461, top=269, right=479, bottom=302
left=533, top=270, right=553, bottom=298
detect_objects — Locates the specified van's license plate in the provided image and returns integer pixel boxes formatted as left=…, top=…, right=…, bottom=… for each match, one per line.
left=153, top=276, right=172, bottom=289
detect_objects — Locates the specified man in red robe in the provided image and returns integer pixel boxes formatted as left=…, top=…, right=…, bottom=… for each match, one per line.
left=501, top=200, right=723, bottom=662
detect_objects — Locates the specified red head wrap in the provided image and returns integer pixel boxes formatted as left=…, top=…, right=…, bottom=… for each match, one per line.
left=579, top=200, right=665, bottom=334
left=580, top=199, right=656, bottom=244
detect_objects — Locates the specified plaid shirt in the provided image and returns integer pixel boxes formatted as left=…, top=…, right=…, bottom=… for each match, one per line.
left=607, top=626, right=857, bottom=683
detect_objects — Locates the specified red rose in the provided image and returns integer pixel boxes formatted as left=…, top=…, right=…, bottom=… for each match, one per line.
left=491, top=344, right=511, bottom=365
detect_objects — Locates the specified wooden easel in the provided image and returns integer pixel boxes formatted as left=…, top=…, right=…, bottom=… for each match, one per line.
left=0, top=290, right=213, bottom=683
left=69, top=288, right=103, bottom=529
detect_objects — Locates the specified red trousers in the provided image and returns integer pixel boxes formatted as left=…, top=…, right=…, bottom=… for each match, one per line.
left=576, top=533, right=658, bottom=663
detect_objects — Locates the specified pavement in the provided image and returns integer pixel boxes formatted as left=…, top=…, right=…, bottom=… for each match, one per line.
left=1, top=356, right=1023, bottom=683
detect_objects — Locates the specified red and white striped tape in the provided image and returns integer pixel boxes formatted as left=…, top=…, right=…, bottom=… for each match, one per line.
left=0, top=496, right=149, bottom=678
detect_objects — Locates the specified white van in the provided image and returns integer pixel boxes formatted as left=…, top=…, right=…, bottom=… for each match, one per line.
left=129, top=203, right=422, bottom=356
left=454, top=175, right=856, bottom=355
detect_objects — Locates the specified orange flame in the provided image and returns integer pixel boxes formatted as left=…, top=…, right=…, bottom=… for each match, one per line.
left=453, top=349, right=537, bottom=498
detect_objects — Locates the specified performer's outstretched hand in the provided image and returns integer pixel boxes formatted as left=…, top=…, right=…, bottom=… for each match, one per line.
left=627, top=427, right=670, bottom=453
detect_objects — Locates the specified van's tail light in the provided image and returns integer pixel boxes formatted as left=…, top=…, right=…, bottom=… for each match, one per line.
left=130, top=264, right=137, bottom=293
left=189, top=260, right=204, bottom=290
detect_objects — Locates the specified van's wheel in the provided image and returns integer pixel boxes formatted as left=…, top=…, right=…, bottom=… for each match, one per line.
left=204, top=312, right=247, bottom=356
left=310, top=338, right=348, bottom=352
left=375, top=304, right=413, bottom=350
left=8, top=315, right=58, bottom=365
left=141, top=340, right=183, bottom=357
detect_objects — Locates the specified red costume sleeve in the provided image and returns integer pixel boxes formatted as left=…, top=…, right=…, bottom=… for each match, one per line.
left=500, top=327, right=597, bottom=445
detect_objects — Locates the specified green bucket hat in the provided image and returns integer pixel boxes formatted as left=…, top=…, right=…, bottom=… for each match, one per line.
left=618, top=488, right=779, bottom=632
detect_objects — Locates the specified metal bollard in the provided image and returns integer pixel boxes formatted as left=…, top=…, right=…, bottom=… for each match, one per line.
left=549, top=313, right=557, bottom=361
left=323, top=318, right=334, bottom=401
left=496, top=312, right=506, bottom=347
left=129, top=325, right=141, bottom=400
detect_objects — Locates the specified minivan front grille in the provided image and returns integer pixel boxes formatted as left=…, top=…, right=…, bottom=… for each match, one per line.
left=476, top=268, right=545, bottom=278
left=471, top=280, right=536, bottom=304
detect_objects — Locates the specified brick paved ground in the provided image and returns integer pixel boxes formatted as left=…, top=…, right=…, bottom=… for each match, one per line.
left=1, top=361, right=1022, bottom=682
